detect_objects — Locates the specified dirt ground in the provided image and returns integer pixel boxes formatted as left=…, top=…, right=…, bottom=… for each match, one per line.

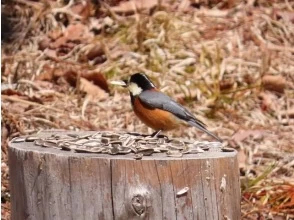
left=1, top=0, right=294, bottom=219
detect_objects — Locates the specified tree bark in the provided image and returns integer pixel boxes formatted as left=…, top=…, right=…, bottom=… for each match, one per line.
left=9, top=131, right=240, bottom=220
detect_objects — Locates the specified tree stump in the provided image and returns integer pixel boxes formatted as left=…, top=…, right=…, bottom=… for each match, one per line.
left=9, top=131, right=240, bottom=220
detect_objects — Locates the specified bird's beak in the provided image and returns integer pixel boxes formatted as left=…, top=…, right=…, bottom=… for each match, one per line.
left=110, top=80, right=128, bottom=87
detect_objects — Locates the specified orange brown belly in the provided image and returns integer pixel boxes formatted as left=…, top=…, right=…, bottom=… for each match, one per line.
left=133, top=98, right=181, bottom=131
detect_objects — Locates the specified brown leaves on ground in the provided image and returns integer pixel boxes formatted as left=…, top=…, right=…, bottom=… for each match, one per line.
left=69, top=0, right=93, bottom=21
left=219, top=78, right=235, bottom=91
left=39, top=26, right=107, bottom=65
left=262, top=75, right=287, bottom=93
left=36, top=65, right=109, bottom=100
left=50, top=23, right=92, bottom=49
left=79, top=77, right=108, bottom=100
left=273, top=9, right=294, bottom=23
left=81, top=71, right=110, bottom=93
left=2, top=0, right=294, bottom=219
left=1, top=202, right=10, bottom=220
left=231, top=129, right=268, bottom=143
left=258, top=91, right=278, bottom=113
left=39, top=23, right=94, bottom=57
left=78, top=44, right=107, bottom=65
left=1, top=87, right=46, bottom=116
left=242, top=181, right=294, bottom=217
left=111, top=0, right=167, bottom=15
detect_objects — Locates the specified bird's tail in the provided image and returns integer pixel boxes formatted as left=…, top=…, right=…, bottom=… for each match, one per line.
left=188, top=120, right=223, bottom=142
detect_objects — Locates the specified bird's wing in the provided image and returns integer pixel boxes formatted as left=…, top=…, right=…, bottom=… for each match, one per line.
left=139, top=90, right=206, bottom=127
left=139, top=90, right=222, bottom=142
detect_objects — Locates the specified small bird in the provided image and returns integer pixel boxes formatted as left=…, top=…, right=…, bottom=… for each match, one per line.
left=111, top=73, right=222, bottom=142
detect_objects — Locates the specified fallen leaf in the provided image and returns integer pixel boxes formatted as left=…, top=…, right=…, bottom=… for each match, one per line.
left=262, top=75, right=286, bottom=93
left=86, top=44, right=105, bottom=61
left=258, top=91, right=278, bottom=112
left=219, top=78, right=234, bottom=91
left=79, top=77, right=108, bottom=100
left=79, top=44, right=107, bottom=65
left=48, top=29, right=63, bottom=40
left=280, top=109, right=294, bottom=119
left=1, top=88, right=23, bottom=96
left=243, top=73, right=255, bottom=85
left=111, top=0, right=167, bottom=15
left=48, top=23, right=93, bottom=55
left=273, top=10, right=294, bottom=23
left=2, top=88, right=43, bottom=104
left=237, top=149, right=247, bottom=168
left=231, top=129, right=268, bottom=142
left=36, top=64, right=55, bottom=81
left=2, top=95, right=43, bottom=115
left=44, top=49, right=58, bottom=59
left=177, top=0, right=191, bottom=11
left=70, top=0, right=92, bottom=21
left=63, top=70, right=78, bottom=87
left=81, top=71, right=110, bottom=93
left=62, top=70, right=110, bottom=93
left=65, top=23, right=91, bottom=42
left=38, top=37, right=51, bottom=51
left=33, top=80, right=54, bottom=90
left=36, top=65, right=110, bottom=93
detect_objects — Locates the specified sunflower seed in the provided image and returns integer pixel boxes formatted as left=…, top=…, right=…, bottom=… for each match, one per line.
left=110, top=140, right=123, bottom=145
left=12, top=137, right=26, bottom=143
left=83, top=141, right=100, bottom=147
left=101, top=138, right=109, bottom=144
left=109, top=147, right=119, bottom=155
left=25, top=136, right=40, bottom=142
left=34, top=139, right=44, bottom=146
left=42, top=141, right=57, bottom=148
left=118, top=147, right=132, bottom=154
left=190, top=147, right=204, bottom=154
left=134, top=153, right=143, bottom=160
left=129, top=146, right=138, bottom=153
left=75, top=139, right=91, bottom=144
left=221, top=147, right=235, bottom=152
left=67, top=133, right=79, bottom=138
left=166, top=150, right=183, bottom=157
left=176, top=187, right=189, bottom=196
left=138, top=148, right=154, bottom=156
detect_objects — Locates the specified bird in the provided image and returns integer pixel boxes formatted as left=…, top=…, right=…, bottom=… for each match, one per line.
left=111, top=73, right=222, bottom=142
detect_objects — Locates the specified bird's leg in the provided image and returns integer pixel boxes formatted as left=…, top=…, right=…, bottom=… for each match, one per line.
left=151, top=130, right=162, bottom=138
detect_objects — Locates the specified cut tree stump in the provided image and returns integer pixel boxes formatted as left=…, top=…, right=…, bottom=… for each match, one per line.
left=9, top=131, right=240, bottom=220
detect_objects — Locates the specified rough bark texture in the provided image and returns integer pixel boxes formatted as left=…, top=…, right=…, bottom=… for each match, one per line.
left=9, top=132, right=240, bottom=220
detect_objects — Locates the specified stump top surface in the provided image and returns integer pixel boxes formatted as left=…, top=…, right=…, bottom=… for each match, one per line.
left=9, top=131, right=236, bottom=160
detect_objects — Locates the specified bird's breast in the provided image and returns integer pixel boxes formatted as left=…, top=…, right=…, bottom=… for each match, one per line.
left=133, top=97, right=181, bottom=131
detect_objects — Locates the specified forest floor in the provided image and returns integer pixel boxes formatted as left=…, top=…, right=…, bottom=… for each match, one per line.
left=1, top=0, right=294, bottom=219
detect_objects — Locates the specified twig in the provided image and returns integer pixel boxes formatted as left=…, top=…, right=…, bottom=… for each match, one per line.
left=26, top=117, right=60, bottom=128
left=51, top=0, right=82, bottom=20
left=226, top=59, right=261, bottom=68
left=13, top=6, right=44, bottom=52
left=81, top=95, right=90, bottom=120
left=2, top=95, right=64, bottom=113
left=251, top=26, right=294, bottom=53
left=13, top=0, right=44, bottom=8
left=18, top=79, right=43, bottom=90
left=99, top=1, right=126, bottom=24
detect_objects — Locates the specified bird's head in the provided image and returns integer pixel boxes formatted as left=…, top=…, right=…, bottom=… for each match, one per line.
left=111, top=73, right=156, bottom=96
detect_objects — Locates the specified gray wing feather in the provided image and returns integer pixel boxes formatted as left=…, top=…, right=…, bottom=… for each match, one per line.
left=139, top=91, right=206, bottom=127
left=139, top=90, right=222, bottom=142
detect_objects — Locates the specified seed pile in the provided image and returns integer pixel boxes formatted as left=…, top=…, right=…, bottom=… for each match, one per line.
left=12, top=132, right=232, bottom=159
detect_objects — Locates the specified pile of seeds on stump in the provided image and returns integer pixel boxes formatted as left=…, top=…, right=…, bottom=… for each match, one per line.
left=12, top=132, right=232, bottom=159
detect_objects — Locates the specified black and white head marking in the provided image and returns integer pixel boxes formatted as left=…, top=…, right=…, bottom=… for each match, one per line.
left=128, top=73, right=155, bottom=96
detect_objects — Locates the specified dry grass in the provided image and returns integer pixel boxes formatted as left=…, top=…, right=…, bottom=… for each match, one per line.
left=2, top=0, right=294, bottom=219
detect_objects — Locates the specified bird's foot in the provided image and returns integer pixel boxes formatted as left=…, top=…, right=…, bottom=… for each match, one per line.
left=148, top=130, right=168, bottom=139
left=151, top=130, right=161, bottom=137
